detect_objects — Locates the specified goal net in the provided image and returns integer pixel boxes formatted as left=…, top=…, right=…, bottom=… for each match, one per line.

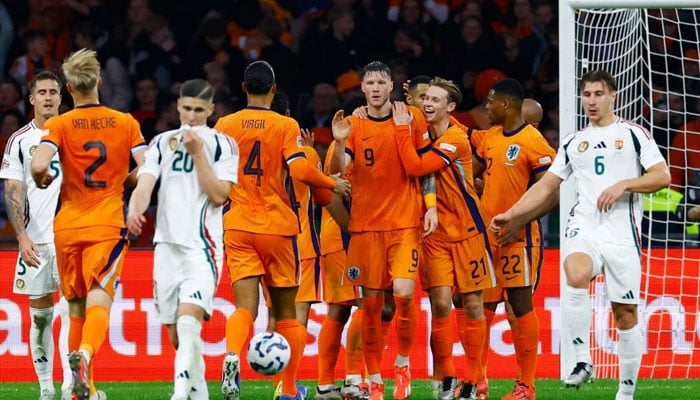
left=559, top=3, right=700, bottom=379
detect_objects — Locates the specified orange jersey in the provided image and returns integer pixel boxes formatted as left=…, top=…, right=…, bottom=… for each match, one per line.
left=293, top=146, right=323, bottom=260
left=41, top=105, right=145, bottom=231
left=395, top=123, right=485, bottom=242
left=320, top=140, right=349, bottom=255
left=215, top=107, right=332, bottom=236
left=344, top=105, right=430, bottom=232
left=476, top=122, right=555, bottom=245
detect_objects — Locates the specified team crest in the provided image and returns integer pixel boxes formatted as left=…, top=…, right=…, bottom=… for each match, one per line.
left=169, top=136, right=179, bottom=150
left=506, top=144, right=520, bottom=161
left=346, top=266, right=360, bottom=281
left=578, top=141, right=589, bottom=153
left=15, top=279, right=25, bottom=289
left=29, top=145, right=38, bottom=156
left=615, top=138, right=624, bottom=150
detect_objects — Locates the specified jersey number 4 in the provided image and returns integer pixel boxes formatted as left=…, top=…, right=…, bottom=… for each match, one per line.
left=244, top=140, right=264, bottom=186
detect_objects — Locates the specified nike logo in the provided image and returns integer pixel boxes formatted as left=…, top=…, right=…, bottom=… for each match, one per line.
left=475, top=279, right=484, bottom=286
left=505, top=275, right=518, bottom=280
left=487, top=146, right=495, bottom=150
left=362, top=136, right=372, bottom=141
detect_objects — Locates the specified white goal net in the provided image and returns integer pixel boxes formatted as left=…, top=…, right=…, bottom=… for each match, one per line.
left=559, top=3, right=700, bottom=379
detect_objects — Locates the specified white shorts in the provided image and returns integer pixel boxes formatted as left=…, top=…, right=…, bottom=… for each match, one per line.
left=153, top=242, right=223, bottom=324
left=12, top=243, right=58, bottom=296
left=563, top=227, right=641, bottom=304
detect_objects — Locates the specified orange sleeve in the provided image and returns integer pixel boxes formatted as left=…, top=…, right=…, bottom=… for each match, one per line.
left=289, top=158, right=336, bottom=189
left=41, top=117, right=63, bottom=148
left=395, top=126, right=446, bottom=177
left=311, top=187, right=333, bottom=206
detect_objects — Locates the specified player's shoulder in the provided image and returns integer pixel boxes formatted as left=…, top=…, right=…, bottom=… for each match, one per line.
left=617, top=118, right=652, bottom=139
left=443, top=124, right=469, bottom=144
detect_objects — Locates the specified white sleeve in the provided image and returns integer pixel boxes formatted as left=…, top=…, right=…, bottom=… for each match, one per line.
left=632, top=126, right=667, bottom=169
left=547, top=134, right=575, bottom=180
left=137, top=136, right=163, bottom=179
left=213, top=134, right=239, bottom=184
left=0, top=137, right=25, bottom=181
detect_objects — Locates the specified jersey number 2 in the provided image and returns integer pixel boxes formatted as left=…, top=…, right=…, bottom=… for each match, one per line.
left=83, top=141, right=107, bottom=188
left=244, top=140, right=264, bottom=186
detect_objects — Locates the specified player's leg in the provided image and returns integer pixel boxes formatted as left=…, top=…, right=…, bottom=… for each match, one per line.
left=604, top=244, right=643, bottom=400
left=16, top=245, right=59, bottom=399
left=388, top=228, right=421, bottom=400
left=562, top=233, right=600, bottom=388
left=56, top=291, right=72, bottom=400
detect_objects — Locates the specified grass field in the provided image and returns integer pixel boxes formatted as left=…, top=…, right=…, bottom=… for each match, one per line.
left=2, top=379, right=698, bottom=400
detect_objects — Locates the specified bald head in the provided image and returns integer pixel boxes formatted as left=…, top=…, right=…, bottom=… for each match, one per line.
left=521, top=98, right=543, bottom=127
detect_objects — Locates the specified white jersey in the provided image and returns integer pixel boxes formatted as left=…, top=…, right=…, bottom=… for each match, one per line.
left=0, top=121, right=61, bottom=244
left=138, top=125, right=239, bottom=249
left=549, top=117, right=666, bottom=246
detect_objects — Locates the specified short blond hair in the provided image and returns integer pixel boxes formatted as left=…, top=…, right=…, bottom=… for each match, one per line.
left=62, top=48, right=100, bottom=94
left=429, top=77, right=462, bottom=106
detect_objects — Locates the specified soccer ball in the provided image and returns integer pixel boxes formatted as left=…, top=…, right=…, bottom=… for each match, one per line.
left=247, top=331, right=291, bottom=375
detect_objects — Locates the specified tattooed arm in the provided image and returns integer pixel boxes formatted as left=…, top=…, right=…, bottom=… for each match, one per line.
left=421, top=173, right=438, bottom=237
left=4, top=179, right=40, bottom=267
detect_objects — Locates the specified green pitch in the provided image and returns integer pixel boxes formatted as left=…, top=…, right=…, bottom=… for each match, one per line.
left=1, top=379, right=697, bottom=399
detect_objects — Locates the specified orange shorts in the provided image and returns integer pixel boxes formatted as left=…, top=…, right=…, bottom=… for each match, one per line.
left=54, top=226, right=128, bottom=301
left=345, top=228, right=421, bottom=290
left=296, top=256, right=322, bottom=303
left=323, top=250, right=360, bottom=305
left=483, top=243, right=542, bottom=303
left=224, top=230, right=300, bottom=288
left=421, top=233, right=496, bottom=294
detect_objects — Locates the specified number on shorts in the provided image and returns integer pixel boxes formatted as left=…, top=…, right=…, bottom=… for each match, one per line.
left=500, top=254, right=521, bottom=276
left=17, top=258, right=27, bottom=275
left=83, top=141, right=107, bottom=188
left=469, top=257, right=487, bottom=279
left=408, top=248, right=418, bottom=273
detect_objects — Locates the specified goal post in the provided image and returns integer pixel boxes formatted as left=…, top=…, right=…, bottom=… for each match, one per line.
left=559, top=1, right=700, bottom=380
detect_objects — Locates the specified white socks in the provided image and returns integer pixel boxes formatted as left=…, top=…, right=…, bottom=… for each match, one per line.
left=30, top=306, right=54, bottom=391
left=173, top=315, right=202, bottom=398
left=565, top=286, right=593, bottom=365
left=617, top=324, right=642, bottom=398
left=57, top=296, right=72, bottom=394
left=188, top=354, right=209, bottom=400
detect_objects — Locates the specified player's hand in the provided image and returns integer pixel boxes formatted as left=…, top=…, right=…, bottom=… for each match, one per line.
left=490, top=211, right=519, bottom=247
left=391, top=101, right=413, bottom=126
left=352, top=106, right=368, bottom=119
left=183, top=129, right=204, bottom=156
left=688, top=205, right=700, bottom=221
left=597, top=181, right=627, bottom=212
left=402, top=80, right=411, bottom=99
left=300, top=128, right=314, bottom=147
left=331, top=110, right=351, bottom=142
left=17, top=234, right=40, bottom=268
left=423, top=206, right=438, bottom=237
left=36, top=174, right=54, bottom=189
left=474, top=177, right=484, bottom=197
left=330, top=173, right=351, bottom=198
left=126, top=211, right=146, bottom=236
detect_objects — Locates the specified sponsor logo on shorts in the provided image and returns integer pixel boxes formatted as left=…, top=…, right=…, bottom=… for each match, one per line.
left=15, top=279, right=25, bottom=289
left=347, top=266, right=360, bottom=281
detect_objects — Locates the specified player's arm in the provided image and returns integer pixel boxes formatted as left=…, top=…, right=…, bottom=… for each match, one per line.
left=491, top=171, right=563, bottom=246
left=329, top=110, right=352, bottom=175
left=30, top=144, right=57, bottom=189
left=183, top=130, right=231, bottom=206
left=325, top=194, right=350, bottom=231
left=127, top=173, right=157, bottom=236
left=288, top=158, right=350, bottom=196
left=311, top=187, right=333, bottom=207
left=3, top=179, right=40, bottom=267
left=597, top=161, right=670, bottom=212
left=395, top=129, right=448, bottom=176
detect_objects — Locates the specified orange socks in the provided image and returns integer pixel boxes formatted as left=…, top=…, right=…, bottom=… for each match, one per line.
left=80, top=305, right=109, bottom=357
left=345, top=309, right=364, bottom=376
left=225, top=307, right=254, bottom=355
left=277, top=319, right=307, bottom=396
left=318, top=316, right=344, bottom=385
left=462, top=317, right=486, bottom=384
left=481, top=308, right=496, bottom=379
left=361, top=296, right=384, bottom=375
left=69, top=316, right=85, bottom=352
left=394, top=295, right=416, bottom=357
left=431, top=316, right=456, bottom=378
left=515, top=311, right=539, bottom=389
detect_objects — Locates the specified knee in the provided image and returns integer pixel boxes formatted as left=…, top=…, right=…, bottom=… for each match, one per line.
left=613, top=304, right=638, bottom=329
left=430, top=297, right=452, bottom=318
